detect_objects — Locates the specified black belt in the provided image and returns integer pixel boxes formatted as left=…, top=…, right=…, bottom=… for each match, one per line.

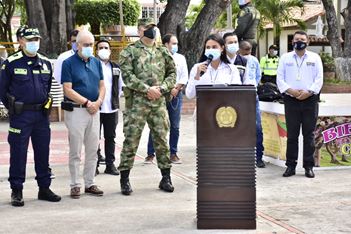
left=72, top=103, right=86, bottom=108
left=23, top=103, right=43, bottom=111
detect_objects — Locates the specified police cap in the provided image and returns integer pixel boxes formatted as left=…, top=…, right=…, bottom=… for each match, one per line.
left=23, top=28, right=42, bottom=39
left=16, top=25, right=28, bottom=39
left=138, top=18, right=156, bottom=27
left=269, top=44, right=278, bottom=50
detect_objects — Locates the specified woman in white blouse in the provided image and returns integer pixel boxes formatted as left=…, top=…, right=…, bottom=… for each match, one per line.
left=186, top=34, right=254, bottom=99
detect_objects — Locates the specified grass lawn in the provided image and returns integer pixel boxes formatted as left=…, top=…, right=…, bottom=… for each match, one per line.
left=319, top=148, right=351, bottom=167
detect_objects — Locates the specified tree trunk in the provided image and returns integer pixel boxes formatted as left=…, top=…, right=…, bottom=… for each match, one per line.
left=341, top=2, right=351, bottom=57
left=48, top=0, right=67, bottom=58
left=0, top=0, right=16, bottom=46
left=334, top=57, right=351, bottom=81
left=66, top=0, right=76, bottom=39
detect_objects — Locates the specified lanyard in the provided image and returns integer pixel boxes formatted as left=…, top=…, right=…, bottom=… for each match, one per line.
left=210, top=68, right=219, bottom=83
left=294, top=55, right=306, bottom=81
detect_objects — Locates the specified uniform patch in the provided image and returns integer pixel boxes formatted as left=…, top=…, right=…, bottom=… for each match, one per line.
left=306, top=62, right=315, bottom=66
left=1, top=64, right=5, bottom=70
left=9, top=127, right=21, bottom=134
left=14, top=68, right=27, bottom=75
left=41, top=69, right=51, bottom=74
left=33, top=70, right=40, bottom=74
left=112, top=68, right=120, bottom=76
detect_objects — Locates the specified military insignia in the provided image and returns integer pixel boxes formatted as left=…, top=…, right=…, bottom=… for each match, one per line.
left=216, top=106, right=237, bottom=128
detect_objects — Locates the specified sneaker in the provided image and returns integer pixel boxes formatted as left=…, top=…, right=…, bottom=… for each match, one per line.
left=85, top=185, right=104, bottom=196
left=170, top=154, right=182, bottom=164
left=144, top=154, right=155, bottom=164
left=70, top=187, right=80, bottom=199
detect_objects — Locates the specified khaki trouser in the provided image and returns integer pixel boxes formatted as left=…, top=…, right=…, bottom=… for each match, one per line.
left=64, top=108, right=100, bottom=188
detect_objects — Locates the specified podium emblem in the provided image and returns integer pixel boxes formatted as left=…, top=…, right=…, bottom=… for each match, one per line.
left=216, top=106, right=237, bottom=128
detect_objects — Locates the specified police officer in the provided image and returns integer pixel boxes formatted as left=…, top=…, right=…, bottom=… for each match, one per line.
left=234, top=0, right=260, bottom=56
left=118, top=18, right=176, bottom=195
left=0, top=27, right=61, bottom=207
left=260, top=44, right=279, bottom=85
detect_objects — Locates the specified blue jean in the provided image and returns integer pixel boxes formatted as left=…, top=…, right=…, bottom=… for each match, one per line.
left=256, top=97, right=264, bottom=162
left=148, top=92, right=183, bottom=155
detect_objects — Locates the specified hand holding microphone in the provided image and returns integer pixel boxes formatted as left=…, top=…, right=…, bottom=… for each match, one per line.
left=200, top=54, right=213, bottom=76
left=196, top=54, right=213, bottom=80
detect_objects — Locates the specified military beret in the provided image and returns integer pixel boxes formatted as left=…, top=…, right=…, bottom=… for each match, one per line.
left=138, top=18, right=156, bottom=27
left=22, top=28, right=42, bottom=39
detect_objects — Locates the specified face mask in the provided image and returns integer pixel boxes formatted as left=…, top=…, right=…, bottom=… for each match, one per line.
left=226, top=43, right=239, bottom=54
left=171, top=44, right=178, bottom=54
left=205, top=49, right=221, bottom=61
left=293, top=41, right=307, bottom=51
left=98, top=49, right=111, bottom=60
left=272, top=50, right=278, bottom=56
left=25, top=41, right=40, bottom=55
left=81, top=46, right=93, bottom=58
left=238, top=0, right=246, bottom=6
left=71, top=42, right=78, bottom=52
left=144, top=27, right=156, bottom=40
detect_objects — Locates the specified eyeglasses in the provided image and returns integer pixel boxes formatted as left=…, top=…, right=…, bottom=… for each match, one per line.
left=98, top=47, right=109, bottom=50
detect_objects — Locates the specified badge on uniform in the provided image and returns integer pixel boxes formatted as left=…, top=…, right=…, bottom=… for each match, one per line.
left=306, top=62, right=315, bottom=66
left=1, top=64, right=5, bottom=70
left=112, top=68, right=120, bottom=76
left=14, top=68, right=27, bottom=75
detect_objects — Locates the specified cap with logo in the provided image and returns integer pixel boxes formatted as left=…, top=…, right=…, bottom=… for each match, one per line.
left=16, top=25, right=29, bottom=39
left=269, top=44, right=278, bottom=50
left=22, top=28, right=42, bottom=39
left=137, top=18, right=156, bottom=27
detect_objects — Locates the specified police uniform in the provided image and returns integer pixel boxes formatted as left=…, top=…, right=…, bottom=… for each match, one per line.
left=260, top=46, right=279, bottom=84
left=118, top=18, right=176, bottom=195
left=0, top=28, right=60, bottom=206
left=234, top=2, right=260, bottom=55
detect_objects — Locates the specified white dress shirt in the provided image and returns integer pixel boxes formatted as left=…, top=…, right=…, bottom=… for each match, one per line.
left=186, top=61, right=247, bottom=99
left=100, top=61, right=123, bottom=113
left=53, top=49, right=75, bottom=84
left=277, top=50, right=323, bottom=94
left=173, top=53, right=188, bottom=85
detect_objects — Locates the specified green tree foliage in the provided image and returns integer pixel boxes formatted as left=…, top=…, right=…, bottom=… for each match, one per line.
left=75, top=0, right=140, bottom=34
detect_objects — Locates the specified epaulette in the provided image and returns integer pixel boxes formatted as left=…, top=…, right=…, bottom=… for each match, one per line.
left=7, top=51, right=23, bottom=63
left=37, top=53, right=50, bottom=62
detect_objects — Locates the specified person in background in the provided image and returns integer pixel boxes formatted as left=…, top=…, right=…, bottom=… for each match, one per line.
left=95, top=39, right=123, bottom=176
left=61, top=30, right=105, bottom=199
left=0, top=27, right=61, bottom=206
left=239, top=40, right=265, bottom=168
left=277, top=31, right=323, bottom=178
left=260, top=44, right=279, bottom=85
left=145, top=34, right=188, bottom=164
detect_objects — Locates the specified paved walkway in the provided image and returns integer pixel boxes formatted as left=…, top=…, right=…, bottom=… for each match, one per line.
left=0, top=114, right=350, bottom=234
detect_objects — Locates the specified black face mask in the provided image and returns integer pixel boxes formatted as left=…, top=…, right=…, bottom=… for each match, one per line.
left=143, top=27, right=156, bottom=40
left=293, top=41, right=307, bottom=51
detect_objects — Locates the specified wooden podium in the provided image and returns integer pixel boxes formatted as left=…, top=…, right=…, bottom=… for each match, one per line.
left=196, top=85, right=256, bottom=229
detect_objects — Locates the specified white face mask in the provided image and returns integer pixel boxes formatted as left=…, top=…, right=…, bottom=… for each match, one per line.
left=98, top=49, right=111, bottom=60
left=226, top=43, right=239, bottom=55
left=272, top=50, right=278, bottom=56
left=205, top=49, right=221, bottom=61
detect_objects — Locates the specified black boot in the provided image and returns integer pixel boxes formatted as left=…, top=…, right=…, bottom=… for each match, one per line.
left=159, top=168, right=174, bottom=192
left=11, top=189, right=24, bottom=207
left=105, top=164, right=120, bottom=175
left=38, top=188, right=61, bottom=202
left=120, top=170, right=132, bottom=195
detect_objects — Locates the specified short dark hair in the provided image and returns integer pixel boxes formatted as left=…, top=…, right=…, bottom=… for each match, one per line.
left=162, top=34, right=176, bottom=45
left=96, top=39, right=111, bottom=48
left=69, top=29, right=79, bottom=38
left=223, top=32, right=237, bottom=42
left=239, top=40, right=252, bottom=50
left=293, top=30, right=308, bottom=39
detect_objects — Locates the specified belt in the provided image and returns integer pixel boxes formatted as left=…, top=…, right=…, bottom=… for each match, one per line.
left=23, top=103, right=43, bottom=111
left=72, top=103, right=86, bottom=108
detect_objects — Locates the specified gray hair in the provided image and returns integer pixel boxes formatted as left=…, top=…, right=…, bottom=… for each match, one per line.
left=76, top=30, right=94, bottom=44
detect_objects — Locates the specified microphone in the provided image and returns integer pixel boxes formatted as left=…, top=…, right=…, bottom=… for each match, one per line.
left=200, top=54, right=213, bottom=76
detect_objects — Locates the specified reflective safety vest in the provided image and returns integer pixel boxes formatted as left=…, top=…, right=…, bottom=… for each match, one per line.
left=260, top=55, right=279, bottom=76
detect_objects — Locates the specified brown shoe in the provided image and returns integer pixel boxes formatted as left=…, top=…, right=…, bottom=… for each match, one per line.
left=85, top=185, right=104, bottom=196
left=70, top=187, right=80, bottom=199
left=144, top=154, right=155, bottom=164
left=170, top=154, right=182, bottom=164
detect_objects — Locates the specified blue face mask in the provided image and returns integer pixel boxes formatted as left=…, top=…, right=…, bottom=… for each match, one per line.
left=71, top=42, right=78, bottom=52
left=25, top=41, right=40, bottom=55
left=226, top=43, right=239, bottom=55
left=205, top=49, right=221, bottom=61
left=81, top=46, right=93, bottom=58
left=238, top=0, right=246, bottom=6
left=171, top=44, right=178, bottom=54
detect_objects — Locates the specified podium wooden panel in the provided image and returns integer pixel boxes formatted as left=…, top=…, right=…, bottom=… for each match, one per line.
left=196, top=85, right=256, bottom=229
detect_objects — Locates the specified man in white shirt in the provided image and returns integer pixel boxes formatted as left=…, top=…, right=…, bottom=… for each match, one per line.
left=95, top=39, right=123, bottom=175
left=53, top=29, right=79, bottom=84
left=145, top=34, right=188, bottom=164
left=277, top=31, right=323, bottom=178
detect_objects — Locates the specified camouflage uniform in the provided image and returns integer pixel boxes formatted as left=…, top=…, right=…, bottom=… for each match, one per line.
left=118, top=39, right=176, bottom=171
left=234, top=2, right=260, bottom=55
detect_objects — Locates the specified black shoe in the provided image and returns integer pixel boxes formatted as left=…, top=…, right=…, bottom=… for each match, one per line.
left=305, top=168, right=315, bottom=178
left=256, top=160, right=266, bottom=168
left=38, top=188, right=61, bottom=202
left=120, top=180, right=133, bottom=195
left=11, top=189, right=24, bottom=207
left=283, top=167, right=296, bottom=177
left=159, top=175, right=174, bottom=192
left=95, top=167, right=99, bottom=176
left=105, top=164, right=119, bottom=175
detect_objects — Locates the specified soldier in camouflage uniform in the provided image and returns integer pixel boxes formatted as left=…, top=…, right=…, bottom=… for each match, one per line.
left=234, top=0, right=260, bottom=55
left=118, top=18, right=176, bottom=195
